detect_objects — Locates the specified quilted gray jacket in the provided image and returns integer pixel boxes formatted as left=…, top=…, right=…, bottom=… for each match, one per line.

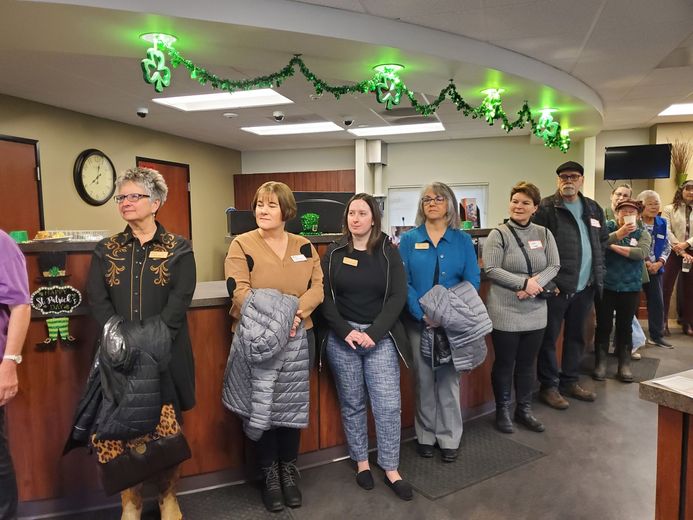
left=222, top=288, right=310, bottom=441
left=419, top=281, right=492, bottom=372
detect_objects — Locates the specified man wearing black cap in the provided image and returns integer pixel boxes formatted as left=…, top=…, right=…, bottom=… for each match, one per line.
left=533, top=161, right=608, bottom=409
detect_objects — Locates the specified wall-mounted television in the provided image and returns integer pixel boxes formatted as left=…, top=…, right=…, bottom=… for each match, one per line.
left=604, top=144, right=671, bottom=180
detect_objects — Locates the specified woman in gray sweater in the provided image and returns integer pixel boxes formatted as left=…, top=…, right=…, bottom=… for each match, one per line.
left=482, top=182, right=560, bottom=434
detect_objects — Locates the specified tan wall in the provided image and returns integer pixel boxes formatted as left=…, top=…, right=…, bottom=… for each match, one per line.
left=241, top=146, right=355, bottom=173
left=0, top=95, right=239, bottom=281
left=653, top=122, right=693, bottom=205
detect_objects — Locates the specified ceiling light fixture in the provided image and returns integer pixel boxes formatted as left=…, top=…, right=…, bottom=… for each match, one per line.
left=152, top=90, right=293, bottom=111
left=348, top=122, right=445, bottom=137
left=658, top=103, right=693, bottom=116
left=140, top=33, right=177, bottom=47
left=241, top=122, right=344, bottom=136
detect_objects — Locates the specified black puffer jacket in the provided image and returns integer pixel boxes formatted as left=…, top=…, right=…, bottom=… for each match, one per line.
left=319, top=233, right=411, bottom=366
left=533, top=191, right=609, bottom=295
left=95, top=315, right=172, bottom=440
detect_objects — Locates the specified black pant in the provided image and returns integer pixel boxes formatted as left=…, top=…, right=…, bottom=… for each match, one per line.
left=0, top=407, right=17, bottom=520
left=491, top=329, right=544, bottom=406
left=642, top=273, right=665, bottom=341
left=595, top=289, right=640, bottom=352
left=255, top=427, right=301, bottom=469
left=537, top=285, right=595, bottom=390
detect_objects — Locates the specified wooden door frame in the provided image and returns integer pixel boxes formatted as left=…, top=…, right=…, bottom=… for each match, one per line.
left=135, top=156, right=192, bottom=240
left=0, top=134, right=44, bottom=230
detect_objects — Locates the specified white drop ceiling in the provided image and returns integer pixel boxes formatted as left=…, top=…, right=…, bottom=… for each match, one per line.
left=1, top=0, right=692, bottom=151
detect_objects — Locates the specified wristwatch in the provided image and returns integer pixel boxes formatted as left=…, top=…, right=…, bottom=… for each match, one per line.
left=3, top=355, right=22, bottom=365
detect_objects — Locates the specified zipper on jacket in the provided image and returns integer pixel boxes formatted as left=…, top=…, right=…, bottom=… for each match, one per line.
left=319, top=242, right=347, bottom=371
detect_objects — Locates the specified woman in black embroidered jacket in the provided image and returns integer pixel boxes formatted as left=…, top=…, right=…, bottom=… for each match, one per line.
left=86, top=167, right=196, bottom=520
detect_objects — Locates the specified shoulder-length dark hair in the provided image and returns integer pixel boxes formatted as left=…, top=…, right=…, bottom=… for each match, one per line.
left=672, top=184, right=686, bottom=209
left=342, top=193, right=382, bottom=254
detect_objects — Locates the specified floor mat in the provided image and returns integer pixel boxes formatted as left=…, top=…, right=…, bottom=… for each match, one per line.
left=397, top=420, right=545, bottom=500
left=579, top=353, right=660, bottom=382
left=46, top=483, right=295, bottom=520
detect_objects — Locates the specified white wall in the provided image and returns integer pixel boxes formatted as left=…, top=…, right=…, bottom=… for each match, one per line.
left=241, top=146, right=354, bottom=173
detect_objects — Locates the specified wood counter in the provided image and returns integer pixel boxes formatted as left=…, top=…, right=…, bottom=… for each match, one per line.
left=12, top=238, right=527, bottom=516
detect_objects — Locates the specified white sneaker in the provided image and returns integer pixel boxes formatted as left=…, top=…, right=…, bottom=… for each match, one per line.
left=631, top=352, right=642, bottom=360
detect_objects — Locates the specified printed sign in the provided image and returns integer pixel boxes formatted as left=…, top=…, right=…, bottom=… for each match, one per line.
left=31, top=285, right=82, bottom=316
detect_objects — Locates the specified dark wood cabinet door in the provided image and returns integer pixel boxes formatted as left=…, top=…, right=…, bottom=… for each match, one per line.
left=0, top=137, right=42, bottom=235
left=136, top=157, right=192, bottom=239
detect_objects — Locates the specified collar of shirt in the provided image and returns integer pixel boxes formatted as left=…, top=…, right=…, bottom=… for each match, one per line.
left=122, top=221, right=167, bottom=246
left=413, top=224, right=456, bottom=245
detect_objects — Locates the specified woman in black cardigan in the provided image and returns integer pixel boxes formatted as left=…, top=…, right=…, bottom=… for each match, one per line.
left=320, top=193, right=412, bottom=500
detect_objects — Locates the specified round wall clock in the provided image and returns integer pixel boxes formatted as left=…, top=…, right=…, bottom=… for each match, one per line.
left=73, top=149, right=116, bottom=206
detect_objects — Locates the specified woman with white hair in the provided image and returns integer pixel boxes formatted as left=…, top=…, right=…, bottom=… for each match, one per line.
left=399, top=182, right=480, bottom=463
left=636, top=190, right=672, bottom=348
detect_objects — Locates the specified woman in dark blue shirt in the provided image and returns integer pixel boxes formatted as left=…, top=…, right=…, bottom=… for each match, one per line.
left=399, top=182, right=480, bottom=463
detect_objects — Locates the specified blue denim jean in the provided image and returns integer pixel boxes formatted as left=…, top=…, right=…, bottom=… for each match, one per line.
left=326, top=324, right=401, bottom=470
left=643, top=272, right=665, bottom=341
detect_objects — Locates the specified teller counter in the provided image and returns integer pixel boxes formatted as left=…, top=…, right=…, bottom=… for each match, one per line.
left=12, top=232, right=561, bottom=517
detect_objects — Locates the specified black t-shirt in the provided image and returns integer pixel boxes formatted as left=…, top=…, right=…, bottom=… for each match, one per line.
left=334, top=248, right=386, bottom=324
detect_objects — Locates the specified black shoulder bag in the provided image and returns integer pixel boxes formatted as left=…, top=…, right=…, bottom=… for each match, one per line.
left=504, top=224, right=556, bottom=299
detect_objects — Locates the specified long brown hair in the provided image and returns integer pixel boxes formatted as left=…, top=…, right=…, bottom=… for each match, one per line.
left=672, top=184, right=686, bottom=209
left=342, top=193, right=382, bottom=254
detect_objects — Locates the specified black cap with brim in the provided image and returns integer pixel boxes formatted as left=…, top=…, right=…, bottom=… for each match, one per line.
left=556, top=161, right=584, bottom=175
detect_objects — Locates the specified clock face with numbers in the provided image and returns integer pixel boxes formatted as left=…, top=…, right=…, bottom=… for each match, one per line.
left=73, top=149, right=116, bottom=206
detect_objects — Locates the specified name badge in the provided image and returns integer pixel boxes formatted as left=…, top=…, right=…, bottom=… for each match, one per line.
left=528, top=240, right=543, bottom=250
left=590, top=218, right=601, bottom=228
left=149, top=251, right=168, bottom=259
left=291, top=254, right=307, bottom=262
left=629, top=238, right=638, bottom=247
left=657, top=234, right=665, bottom=239
left=415, top=242, right=430, bottom=250
left=342, top=257, right=358, bottom=267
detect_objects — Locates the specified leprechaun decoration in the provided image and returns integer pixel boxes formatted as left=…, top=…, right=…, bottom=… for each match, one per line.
left=30, top=252, right=81, bottom=348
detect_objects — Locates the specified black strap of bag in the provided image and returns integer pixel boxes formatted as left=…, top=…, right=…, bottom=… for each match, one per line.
left=504, top=224, right=533, bottom=276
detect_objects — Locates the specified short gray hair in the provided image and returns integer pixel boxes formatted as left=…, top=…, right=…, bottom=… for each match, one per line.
left=636, top=189, right=661, bottom=205
left=415, top=182, right=460, bottom=229
left=115, top=167, right=168, bottom=206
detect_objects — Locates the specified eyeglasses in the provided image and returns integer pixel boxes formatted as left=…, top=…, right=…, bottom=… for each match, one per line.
left=421, top=196, right=446, bottom=205
left=114, top=193, right=151, bottom=203
left=558, top=174, right=582, bottom=182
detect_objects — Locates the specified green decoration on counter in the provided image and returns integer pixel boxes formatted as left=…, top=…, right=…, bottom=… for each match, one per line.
left=139, top=37, right=571, bottom=151
left=300, top=213, right=321, bottom=236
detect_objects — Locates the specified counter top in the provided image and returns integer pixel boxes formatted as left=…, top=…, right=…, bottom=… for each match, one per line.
left=191, top=281, right=229, bottom=308
left=640, top=369, right=693, bottom=415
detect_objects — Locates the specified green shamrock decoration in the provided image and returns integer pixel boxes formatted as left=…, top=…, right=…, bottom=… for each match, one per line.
left=141, top=47, right=171, bottom=93
left=300, top=213, right=321, bottom=236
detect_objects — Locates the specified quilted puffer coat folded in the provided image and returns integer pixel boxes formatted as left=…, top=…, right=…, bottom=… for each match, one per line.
left=419, top=281, right=492, bottom=372
left=222, top=288, right=310, bottom=441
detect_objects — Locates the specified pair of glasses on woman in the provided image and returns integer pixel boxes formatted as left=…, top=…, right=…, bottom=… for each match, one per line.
left=113, top=193, right=151, bottom=203
left=421, top=196, right=446, bottom=205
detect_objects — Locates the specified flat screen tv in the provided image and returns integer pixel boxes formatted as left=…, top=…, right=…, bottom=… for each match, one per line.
left=604, top=144, right=671, bottom=180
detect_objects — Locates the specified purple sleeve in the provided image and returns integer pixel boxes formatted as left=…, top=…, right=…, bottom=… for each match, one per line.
left=0, top=231, right=31, bottom=306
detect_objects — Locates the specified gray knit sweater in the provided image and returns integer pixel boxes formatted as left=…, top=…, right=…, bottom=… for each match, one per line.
left=482, top=220, right=560, bottom=332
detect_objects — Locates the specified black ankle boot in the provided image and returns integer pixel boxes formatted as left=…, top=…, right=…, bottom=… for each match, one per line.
left=617, top=344, right=633, bottom=383
left=495, top=404, right=514, bottom=433
left=260, top=462, right=284, bottom=512
left=279, top=460, right=302, bottom=508
left=514, top=403, right=545, bottom=432
left=592, top=343, right=608, bottom=381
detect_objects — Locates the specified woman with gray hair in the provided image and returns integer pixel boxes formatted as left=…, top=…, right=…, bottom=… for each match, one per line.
left=399, top=182, right=480, bottom=463
left=86, top=167, right=196, bottom=520
left=636, top=190, right=672, bottom=348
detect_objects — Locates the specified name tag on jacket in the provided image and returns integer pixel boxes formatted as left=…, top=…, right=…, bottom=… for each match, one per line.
left=528, top=240, right=543, bottom=250
left=590, top=218, right=601, bottom=228
left=291, top=254, right=307, bottom=262
left=342, top=257, right=358, bottom=267
left=149, top=251, right=168, bottom=259
left=415, top=242, right=430, bottom=250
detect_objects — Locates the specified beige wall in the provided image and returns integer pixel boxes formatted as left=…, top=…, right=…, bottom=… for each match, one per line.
left=242, top=146, right=354, bottom=173
left=653, top=122, right=693, bottom=205
left=0, top=95, right=239, bottom=281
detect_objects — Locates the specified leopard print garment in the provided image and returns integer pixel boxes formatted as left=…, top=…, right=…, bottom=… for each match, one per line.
left=92, top=404, right=181, bottom=464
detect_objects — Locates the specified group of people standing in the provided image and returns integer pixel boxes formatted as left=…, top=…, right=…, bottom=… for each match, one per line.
left=1, top=159, right=691, bottom=520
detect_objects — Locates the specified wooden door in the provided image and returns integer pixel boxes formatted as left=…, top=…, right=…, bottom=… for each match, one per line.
left=136, top=157, right=192, bottom=239
left=0, top=136, right=43, bottom=235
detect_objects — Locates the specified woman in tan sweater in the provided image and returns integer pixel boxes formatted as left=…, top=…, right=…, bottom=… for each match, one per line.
left=224, top=181, right=323, bottom=513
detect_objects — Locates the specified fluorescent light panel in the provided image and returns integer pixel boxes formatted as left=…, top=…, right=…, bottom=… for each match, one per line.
left=241, top=122, right=344, bottom=135
left=348, top=122, right=445, bottom=137
left=152, top=89, right=293, bottom=111
left=658, top=103, right=693, bottom=116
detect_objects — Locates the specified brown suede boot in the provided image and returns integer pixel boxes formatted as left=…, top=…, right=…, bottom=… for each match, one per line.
left=158, top=466, right=183, bottom=520
left=120, top=485, right=143, bottom=520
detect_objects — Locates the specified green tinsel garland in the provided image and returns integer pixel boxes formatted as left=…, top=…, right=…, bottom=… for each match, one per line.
left=143, top=42, right=571, bottom=152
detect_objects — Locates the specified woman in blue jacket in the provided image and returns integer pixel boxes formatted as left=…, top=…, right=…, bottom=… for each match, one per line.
left=399, top=182, right=480, bottom=463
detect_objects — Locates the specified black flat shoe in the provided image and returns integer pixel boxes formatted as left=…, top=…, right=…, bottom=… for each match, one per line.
left=384, top=477, right=413, bottom=501
left=440, top=448, right=458, bottom=463
left=356, top=470, right=374, bottom=490
left=416, top=442, right=434, bottom=458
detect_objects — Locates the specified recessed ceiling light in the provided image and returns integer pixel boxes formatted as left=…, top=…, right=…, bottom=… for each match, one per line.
left=140, top=33, right=177, bottom=47
left=658, top=103, right=693, bottom=116
left=348, top=122, right=445, bottom=137
left=152, top=89, right=293, bottom=112
left=223, top=112, right=238, bottom=118
left=241, top=122, right=344, bottom=136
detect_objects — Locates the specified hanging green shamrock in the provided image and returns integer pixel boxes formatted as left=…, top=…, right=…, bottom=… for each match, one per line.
left=141, top=46, right=171, bottom=93
left=371, top=65, right=404, bottom=109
